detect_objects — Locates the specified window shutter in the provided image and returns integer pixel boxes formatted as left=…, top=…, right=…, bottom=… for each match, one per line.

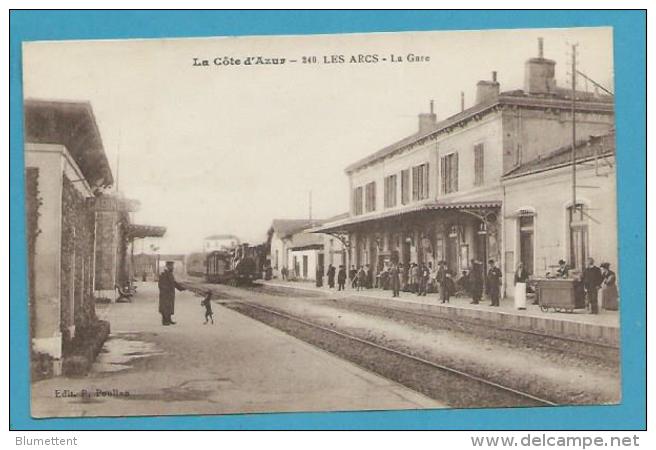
left=412, top=166, right=417, bottom=200
left=440, top=156, right=446, bottom=194
left=453, top=153, right=459, bottom=192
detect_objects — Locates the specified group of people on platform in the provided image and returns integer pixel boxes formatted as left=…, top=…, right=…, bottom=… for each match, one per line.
left=512, top=257, right=619, bottom=314
left=312, top=259, right=504, bottom=307
left=309, top=256, right=618, bottom=314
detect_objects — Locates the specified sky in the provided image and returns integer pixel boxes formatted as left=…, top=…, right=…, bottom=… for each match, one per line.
left=23, top=27, right=613, bottom=254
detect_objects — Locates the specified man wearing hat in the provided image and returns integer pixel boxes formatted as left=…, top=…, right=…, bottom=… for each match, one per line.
left=158, top=261, right=186, bottom=325
left=556, top=259, right=570, bottom=278
left=486, top=259, right=502, bottom=307
left=583, top=257, right=603, bottom=314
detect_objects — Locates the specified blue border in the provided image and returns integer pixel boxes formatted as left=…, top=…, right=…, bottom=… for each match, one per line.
left=9, top=10, right=646, bottom=430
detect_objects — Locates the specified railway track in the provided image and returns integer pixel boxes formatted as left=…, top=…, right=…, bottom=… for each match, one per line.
left=223, top=300, right=558, bottom=409
left=186, top=280, right=618, bottom=363
left=322, top=298, right=620, bottom=365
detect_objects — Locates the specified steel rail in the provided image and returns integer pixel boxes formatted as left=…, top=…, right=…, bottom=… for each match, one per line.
left=235, top=300, right=558, bottom=407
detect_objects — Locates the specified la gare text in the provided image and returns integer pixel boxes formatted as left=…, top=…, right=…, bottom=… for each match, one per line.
left=192, top=54, right=430, bottom=67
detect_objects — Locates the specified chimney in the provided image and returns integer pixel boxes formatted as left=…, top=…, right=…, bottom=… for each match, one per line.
left=524, top=37, right=557, bottom=95
left=475, top=71, right=500, bottom=104
left=418, top=100, right=437, bottom=134
left=460, top=91, right=465, bottom=111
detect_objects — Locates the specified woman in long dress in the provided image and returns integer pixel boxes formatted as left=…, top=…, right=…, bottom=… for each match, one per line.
left=514, top=262, right=529, bottom=310
left=600, top=262, right=619, bottom=310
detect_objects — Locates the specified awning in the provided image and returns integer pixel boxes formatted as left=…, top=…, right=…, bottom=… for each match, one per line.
left=312, top=200, right=501, bottom=233
left=24, top=99, right=114, bottom=188
left=126, top=224, right=167, bottom=239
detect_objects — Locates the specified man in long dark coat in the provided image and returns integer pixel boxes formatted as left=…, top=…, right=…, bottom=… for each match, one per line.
left=583, top=257, right=603, bottom=314
left=437, top=261, right=450, bottom=303
left=158, top=261, right=186, bottom=325
left=337, top=265, right=347, bottom=291
left=469, top=259, right=484, bottom=304
left=486, top=259, right=502, bottom=306
left=389, top=263, right=400, bottom=297
left=327, top=264, right=336, bottom=288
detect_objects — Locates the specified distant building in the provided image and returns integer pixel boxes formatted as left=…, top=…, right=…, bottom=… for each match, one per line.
left=267, top=219, right=321, bottom=279
left=287, top=230, right=325, bottom=281
left=316, top=213, right=349, bottom=269
left=316, top=38, right=615, bottom=297
left=93, top=194, right=165, bottom=297
left=203, top=234, right=240, bottom=252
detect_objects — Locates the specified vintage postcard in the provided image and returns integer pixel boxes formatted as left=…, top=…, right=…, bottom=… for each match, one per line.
left=22, top=27, right=620, bottom=419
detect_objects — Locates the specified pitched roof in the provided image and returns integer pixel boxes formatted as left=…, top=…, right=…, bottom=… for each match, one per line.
left=503, top=132, right=616, bottom=179
left=345, top=90, right=613, bottom=174
left=270, top=219, right=324, bottom=238
left=24, top=99, right=114, bottom=188
left=288, top=231, right=324, bottom=250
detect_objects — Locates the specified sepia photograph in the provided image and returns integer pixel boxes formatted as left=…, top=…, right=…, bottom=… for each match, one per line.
left=21, top=26, right=621, bottom=419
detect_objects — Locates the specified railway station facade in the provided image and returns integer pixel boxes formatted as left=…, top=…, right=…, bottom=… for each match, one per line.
left=315, top=39, right=615, bottom=298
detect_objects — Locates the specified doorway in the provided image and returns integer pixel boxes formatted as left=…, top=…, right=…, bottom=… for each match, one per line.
left=518, top=215, right=534, bottom=275
left=302, top=255, right=308, bottom=279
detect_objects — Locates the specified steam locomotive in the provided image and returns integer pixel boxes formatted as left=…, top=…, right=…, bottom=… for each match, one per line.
left=205, top=243, right=265, bottom=286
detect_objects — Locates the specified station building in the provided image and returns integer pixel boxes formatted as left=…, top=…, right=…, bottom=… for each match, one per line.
left=315, top=39, right=615, bottom=297
left=24, top=99, right=165, bottom=375
left=501, top=132, right=617, bottom=296
left=25, top=99, right=113, bottom=367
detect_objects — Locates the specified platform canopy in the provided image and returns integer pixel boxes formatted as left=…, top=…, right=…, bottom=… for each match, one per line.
left=126, top=224, right=167, bottom=240
left=311, top=200, right=502, bottom=234
left=24, top=99, right=114, bottom=188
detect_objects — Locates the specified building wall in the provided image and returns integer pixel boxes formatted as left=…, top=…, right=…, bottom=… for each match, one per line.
left=25, top=143, right=95, bottom=362
left=93, top=210, right=118, bottom=293
left=502, top=157, right=617, bottom=296
left=348, top=112, right=504, bottom=217
left=322, top=233, right=346, bottom=268
left=287, top=249, right=320, bottom=281
left=502, top=108, right=614, bottom=174
left=60, top=174, right=96, bottom=345
left=269, top=232, right=287, bottom=277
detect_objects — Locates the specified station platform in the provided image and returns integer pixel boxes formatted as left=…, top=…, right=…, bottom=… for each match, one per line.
left=31, top=283, right=441, bottom=418
left=261, top=279, right=620, bottom=347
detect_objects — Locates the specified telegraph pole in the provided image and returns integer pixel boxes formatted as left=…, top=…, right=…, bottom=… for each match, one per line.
left=571, top=44, right=578, bottom=213
left=309, top=190, right=313, bottom=225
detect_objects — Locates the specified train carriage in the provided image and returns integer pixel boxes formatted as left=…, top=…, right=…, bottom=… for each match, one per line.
left=185, top=252, right=207, bottom=278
